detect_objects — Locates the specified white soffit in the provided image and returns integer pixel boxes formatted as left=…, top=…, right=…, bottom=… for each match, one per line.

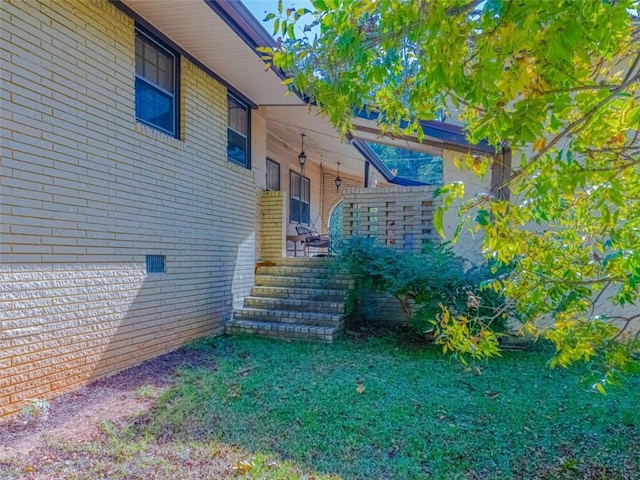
left=123, top=0, right=303, bottom=107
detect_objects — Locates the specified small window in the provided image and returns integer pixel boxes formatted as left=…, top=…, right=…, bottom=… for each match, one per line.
left=135, top=28, right=178, bottom=137
left=146, top=255, right=165, bottom=273
left=266, top=158, right=280, bottom=191
left=290, top=170, right=310, bottom=224
left=228, top=94, right=250, bottom=168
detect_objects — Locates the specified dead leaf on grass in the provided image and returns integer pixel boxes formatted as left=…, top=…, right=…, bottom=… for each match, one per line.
left=233, top=460, right=254, bottom=473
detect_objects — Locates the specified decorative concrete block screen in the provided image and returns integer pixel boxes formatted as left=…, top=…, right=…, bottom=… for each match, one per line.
left=342, top=186, right=441, bottom=253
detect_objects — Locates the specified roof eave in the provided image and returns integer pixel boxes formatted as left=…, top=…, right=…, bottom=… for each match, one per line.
left=353, top=108, right=502, bottom=156
left=206, top=0, right=309, bottom=102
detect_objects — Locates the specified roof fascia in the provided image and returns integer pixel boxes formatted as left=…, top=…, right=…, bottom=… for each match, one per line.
left=353, top=108, right=502, bottom=155
left=205, top=0, right=308, bottom=103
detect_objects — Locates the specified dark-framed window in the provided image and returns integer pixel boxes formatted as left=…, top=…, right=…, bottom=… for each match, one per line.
left=266, top=158, right=280, bottom=191
left=290, top=170, right=310, bottom=224
left=135, top=27, right=179, bottom=137
left=228, top=94, right=250, bottom=168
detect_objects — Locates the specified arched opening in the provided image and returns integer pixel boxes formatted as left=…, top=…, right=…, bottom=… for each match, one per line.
left=328, top=200, right=343, bottom=254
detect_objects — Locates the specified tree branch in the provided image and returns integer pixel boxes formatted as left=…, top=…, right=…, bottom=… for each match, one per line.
left=483, top=71, right=640, bottom=201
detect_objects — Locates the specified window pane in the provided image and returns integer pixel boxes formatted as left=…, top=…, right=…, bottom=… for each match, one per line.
left=266, top=159, right=280, bottom=191
left=135, top=29, right=177, bottom=136
left=290, top=198, right=300, bottom=223
left=137, top=34, right=175, bottom=94
left=289, top=172, right=310, bottom=224
left=135, top=77, right=174, bottom=134
left=228, top=96, right=247, bottom=134
left=135, top=37, right=144, bottom=75
left=302, top=177, right=310, bottom=203
left=227, top=128, right=247, bottom=165
left=290, top=172, right=301, bottom=198
left=157, top=51, right=174, bottom=91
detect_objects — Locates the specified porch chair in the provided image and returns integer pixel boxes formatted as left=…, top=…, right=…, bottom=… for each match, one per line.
left=295, top=225, right=331, bottom=256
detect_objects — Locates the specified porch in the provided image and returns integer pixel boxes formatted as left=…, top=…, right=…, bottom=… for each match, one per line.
left=258, top=184, right=442, bottom=261
left=228, top=185, right=444, bottom=341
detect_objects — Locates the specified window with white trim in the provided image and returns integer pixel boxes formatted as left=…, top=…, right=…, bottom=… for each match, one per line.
left=266, top=158, right=280, bottom=191
left=227, top=94, right=250, bottom=167
left=290, top=170, right=310, bottom=224
left=135, top=28, right=178, bottom=137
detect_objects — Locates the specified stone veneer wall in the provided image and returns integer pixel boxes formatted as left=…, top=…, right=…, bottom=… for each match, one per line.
left=0, top=0, right=255, bottom=417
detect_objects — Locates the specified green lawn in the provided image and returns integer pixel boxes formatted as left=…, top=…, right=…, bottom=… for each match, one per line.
left=7, top=335, right=640, bottom=479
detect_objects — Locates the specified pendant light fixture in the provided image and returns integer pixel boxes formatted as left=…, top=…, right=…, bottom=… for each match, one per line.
left=335, top=162, right=342, bottom=192
left=297, top=133, right=307, bottom=171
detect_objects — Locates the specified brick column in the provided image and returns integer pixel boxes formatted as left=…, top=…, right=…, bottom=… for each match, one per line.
left=259, top=191, right=287, bottom=261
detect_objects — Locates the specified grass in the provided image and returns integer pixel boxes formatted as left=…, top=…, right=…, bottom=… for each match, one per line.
left=5, top=334, right=640, bottom=479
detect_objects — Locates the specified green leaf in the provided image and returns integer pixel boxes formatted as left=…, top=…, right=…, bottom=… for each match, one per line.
left=476, top=209, right=491, bottom=226
left=434, top=207, right=445, bottom=238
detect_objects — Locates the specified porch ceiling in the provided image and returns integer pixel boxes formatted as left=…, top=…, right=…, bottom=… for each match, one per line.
left=121, top=0, right=303, bottom=107
left=264, top=106, right=370, bottom=178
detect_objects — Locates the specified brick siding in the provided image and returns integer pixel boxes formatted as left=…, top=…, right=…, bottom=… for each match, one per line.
left=0, top=0, right=255, bottom=417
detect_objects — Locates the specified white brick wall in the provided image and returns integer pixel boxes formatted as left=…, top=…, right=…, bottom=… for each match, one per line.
left=0, top=0, right=256, bottom=417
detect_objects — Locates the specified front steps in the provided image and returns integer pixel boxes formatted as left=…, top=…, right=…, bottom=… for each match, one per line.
left=225, top=258, right=351, bottom=342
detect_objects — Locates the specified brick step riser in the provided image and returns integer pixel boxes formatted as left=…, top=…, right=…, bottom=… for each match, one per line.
left=251, top=287, right=346, bottom=302
left=275, top=259, right=335, bottom=267
left=257, top=267, right=351, bottom=278
left=255, top=276, right=353, bottom=289
left=225, top=322, right=341, bottom=342
left=243, top=298, right=344, bottom=314
left=232, top=309, right=343, bottom=327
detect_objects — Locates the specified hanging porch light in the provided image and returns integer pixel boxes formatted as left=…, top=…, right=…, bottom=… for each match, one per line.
left=335, top=162, right=342, bottom=192
left=298, top=133, right=307, bottom=171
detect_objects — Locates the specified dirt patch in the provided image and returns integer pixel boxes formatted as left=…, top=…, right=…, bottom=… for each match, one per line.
left=0, top=345, right=215, bottom=465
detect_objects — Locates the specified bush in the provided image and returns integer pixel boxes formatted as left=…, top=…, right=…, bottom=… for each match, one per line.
left=339, top=237, right=513, bottom=338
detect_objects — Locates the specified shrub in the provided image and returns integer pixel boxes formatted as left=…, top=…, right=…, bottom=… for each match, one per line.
left=339, top=236, right=513, bottom=339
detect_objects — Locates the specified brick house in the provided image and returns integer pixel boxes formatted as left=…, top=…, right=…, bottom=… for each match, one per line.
left=0, top=0, right=503, bottom=417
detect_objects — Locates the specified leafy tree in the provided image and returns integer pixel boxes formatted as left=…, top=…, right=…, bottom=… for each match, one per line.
left=367, top=141, right=443, bottom=184
left=260, top=0, right=640, bottom=387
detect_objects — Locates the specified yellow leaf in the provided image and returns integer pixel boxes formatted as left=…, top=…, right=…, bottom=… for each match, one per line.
left=234, top=460, right=254, bottom=473
left=472, top=156, right=483, bottom=174
left=356, top=383, right=365, bottom=394
left=532, top=137, right=546, bottom=153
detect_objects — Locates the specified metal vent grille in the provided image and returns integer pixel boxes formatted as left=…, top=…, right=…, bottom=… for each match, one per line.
left=146, top=255, right=165, bottom=273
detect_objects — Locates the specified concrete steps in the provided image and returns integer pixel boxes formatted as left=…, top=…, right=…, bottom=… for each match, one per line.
left=226, top=259, right=351, bottom=342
